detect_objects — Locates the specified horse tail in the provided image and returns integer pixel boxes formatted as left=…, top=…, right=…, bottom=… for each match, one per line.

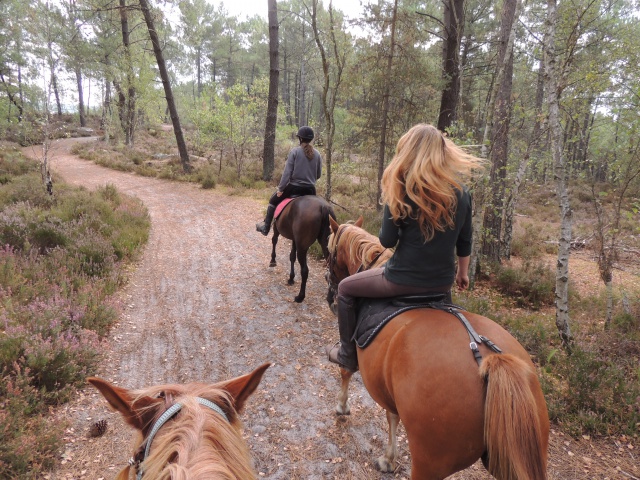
left=318, top=202, right=336, bottom=258
left=480, top=354, right=547, bottom=480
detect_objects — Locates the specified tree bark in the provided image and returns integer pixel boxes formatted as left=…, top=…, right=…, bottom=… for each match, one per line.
left=75, top=66, right=86, bottom=127
left=376, top=0, right=398, bottom=210
left=437, top=0, right=464, bottom=133
left=119, top=0, right=136, bottom=146
left=262, top=0, right=279, bottom=181
left=544, top=0, right=573, bottom=349
left=480, top=0, right=519, bottom=262
left=311, top=0, right=346, bottom=202
left=139, top=0, right=191, bottom=172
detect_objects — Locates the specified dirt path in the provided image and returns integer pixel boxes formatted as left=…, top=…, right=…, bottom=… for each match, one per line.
left=23, top=138, right=638, bottom=480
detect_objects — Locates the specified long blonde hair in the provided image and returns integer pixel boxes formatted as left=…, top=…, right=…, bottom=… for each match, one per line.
left=381, top=124, right=483, bottom=241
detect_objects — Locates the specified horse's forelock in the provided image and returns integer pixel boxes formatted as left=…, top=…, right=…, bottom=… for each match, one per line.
left=132, top=384, right=255, bottom=480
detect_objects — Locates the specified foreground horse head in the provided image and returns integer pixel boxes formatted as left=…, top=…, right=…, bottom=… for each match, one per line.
left=326, top=218, right=550, bottom=479
left=88, top=363, right=270, bottom=480
left=270, top=195, right=336, bottom=303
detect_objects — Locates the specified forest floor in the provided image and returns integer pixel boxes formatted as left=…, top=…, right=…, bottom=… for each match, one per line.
left=22, top=137, right=639, bottom=480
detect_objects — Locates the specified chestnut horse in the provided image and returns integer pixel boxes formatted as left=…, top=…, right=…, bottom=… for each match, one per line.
left=326, top=217, right=550, bottom=480
left=270, top=195, right=336, bottom=302
left=88, top=363, right=270, bottom=479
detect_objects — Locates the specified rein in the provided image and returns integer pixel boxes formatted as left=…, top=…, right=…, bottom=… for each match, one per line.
left=131, top=396, right=229, bottom=480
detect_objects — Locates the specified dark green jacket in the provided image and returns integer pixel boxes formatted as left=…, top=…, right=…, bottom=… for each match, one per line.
left=379, top=188, right=472, bottom=288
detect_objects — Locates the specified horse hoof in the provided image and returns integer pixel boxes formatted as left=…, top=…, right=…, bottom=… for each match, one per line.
left=269, top=262, right=276, bottom=268
left=336, top=403, right=350, bottom=415
left=375, top=457, right=395, bottom=473
left=288, top=279, right=295, bottom=286
left=294, top=295, right=304, bottom=303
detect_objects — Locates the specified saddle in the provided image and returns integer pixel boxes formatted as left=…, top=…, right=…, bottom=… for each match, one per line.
left=353, top=294, right=503, bottom=365
left=274, top=198, right=294, bottom=219
left=354, top=294, right=450, bottom=348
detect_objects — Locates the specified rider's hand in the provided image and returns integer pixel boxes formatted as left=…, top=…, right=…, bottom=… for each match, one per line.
left=276, top=191, right=283, bottom=197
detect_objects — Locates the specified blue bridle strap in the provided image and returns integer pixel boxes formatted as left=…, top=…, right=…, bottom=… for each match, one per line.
left=136, top=397, right=229, bottom=480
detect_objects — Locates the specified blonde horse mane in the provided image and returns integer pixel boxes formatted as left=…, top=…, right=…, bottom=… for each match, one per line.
left=118, top=383, right=255, bottom=480
left=329, top=223, right=393, bottom=272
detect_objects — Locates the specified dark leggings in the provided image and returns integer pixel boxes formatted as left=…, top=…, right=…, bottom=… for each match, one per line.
left=268, top=184, right=316, bottom=208
left=337, top=267, right=452, bottom=304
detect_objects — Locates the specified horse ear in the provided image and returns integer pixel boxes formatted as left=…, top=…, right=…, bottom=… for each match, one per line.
left=88, top=377, right=163, bottom=433
left=217, top=363, right=270, bottom=415
left=354, top=216, right=364, bottom=227
left=329, top=216, right=339, bottom=233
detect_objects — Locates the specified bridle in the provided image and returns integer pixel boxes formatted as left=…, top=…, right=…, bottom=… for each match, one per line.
left=129, top=393, right=229, bottom=480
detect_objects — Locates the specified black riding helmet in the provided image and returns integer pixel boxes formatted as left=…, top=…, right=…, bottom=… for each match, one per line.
left=296, top=126, right=314, bottom=142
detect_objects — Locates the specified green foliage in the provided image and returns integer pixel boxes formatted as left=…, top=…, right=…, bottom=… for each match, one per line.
left=493, top=260, right=556, bottom=308
left=545, top=345, right=640, bottom=436
left=0, top=148, right=149, bottom=476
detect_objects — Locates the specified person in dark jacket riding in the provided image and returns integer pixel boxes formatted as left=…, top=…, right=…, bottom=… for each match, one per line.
left=326, top=123, right=483, bottom=372
left=256, top=126, right=323, bottom=236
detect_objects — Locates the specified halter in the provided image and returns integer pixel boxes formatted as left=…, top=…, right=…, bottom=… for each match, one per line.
left=131, top=396, right=229, bottom=480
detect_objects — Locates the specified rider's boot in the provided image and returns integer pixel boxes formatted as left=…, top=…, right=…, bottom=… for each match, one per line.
left=326, top=296, right=359, bottom=372
left=256, top=205, right=276, bottom=236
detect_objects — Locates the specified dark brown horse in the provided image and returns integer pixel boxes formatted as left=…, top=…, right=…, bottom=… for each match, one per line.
left=326, top=217, right=550, bottom=480
left=270, top=195, right=336, bottom=303
left=88, top=363, right=270, bottom=479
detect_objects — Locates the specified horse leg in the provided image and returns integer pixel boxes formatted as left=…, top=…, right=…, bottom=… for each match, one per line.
left=287, top=241, right=296, bottom=285
left=336, top=367, right=354, bottom=415
left=376, top=410, right=400, bottom=473
left=270, top=230, right=279, bottom=267
left=294, top=248, right=309, bottom=303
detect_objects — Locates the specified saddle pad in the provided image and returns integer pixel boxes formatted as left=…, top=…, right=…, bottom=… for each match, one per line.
left=274, top=198, right=294, bottom=219
left=354, top=294, right=451, bottom=348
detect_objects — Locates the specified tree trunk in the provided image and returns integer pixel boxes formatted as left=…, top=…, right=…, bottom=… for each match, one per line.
left=376, top=0, right=398, bottom=210
left=481, top=0, right=519, bottom=262
left=0, top=71, right=24, bottom=121
left=119, top=0, right=136, bottom=146
left=51, top=69, right=63, bottom=116
left=197, top=46, right=202, bottom=98
left=139, top=0, right=191, bottom=172
left=75, top=67, right=86, bottom=127
left=437, top=0, right=464, bottom=133
left=262, top=0, right=279, bottom=181
left=544, top=0, right=573, bottom=349
left=311, top=0, right=346, bottom=202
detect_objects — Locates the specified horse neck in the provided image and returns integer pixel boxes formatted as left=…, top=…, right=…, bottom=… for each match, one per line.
left=142, top=401, right=255, bottom=480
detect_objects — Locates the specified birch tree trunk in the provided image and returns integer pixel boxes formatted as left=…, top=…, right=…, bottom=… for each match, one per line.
left=262, top=0, right=279, bottom=181
left=544, top=0, right=573, bottom=349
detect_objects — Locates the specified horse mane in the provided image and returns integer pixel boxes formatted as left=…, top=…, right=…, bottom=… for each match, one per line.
left=331, top=223, right=393, bottom=270
left=124, top=383, right=256, bottom=480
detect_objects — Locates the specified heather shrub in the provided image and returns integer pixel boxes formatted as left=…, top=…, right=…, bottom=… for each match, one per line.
left=544, top=345, right=640, bottom=436
left=493, top=260, right=555, bottom=308
left=0, top=147, right=149, bottom=476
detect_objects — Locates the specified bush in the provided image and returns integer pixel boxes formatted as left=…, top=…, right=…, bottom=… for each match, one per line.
left=545, top=346, right=640, bottom=436
left=493, top=260, right=555, bottom=308
left=0, top=149, right=150, bottom=476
